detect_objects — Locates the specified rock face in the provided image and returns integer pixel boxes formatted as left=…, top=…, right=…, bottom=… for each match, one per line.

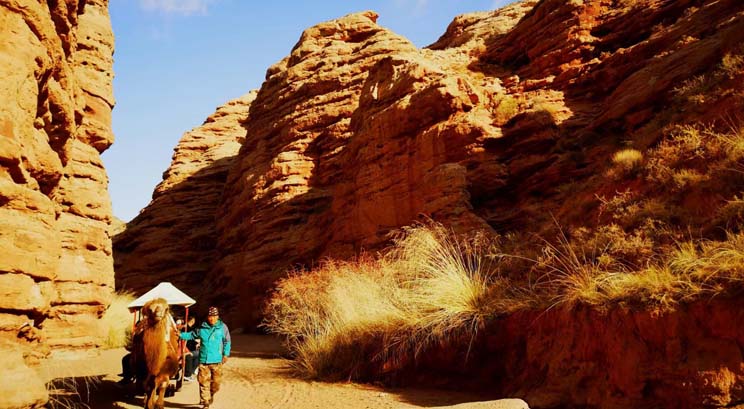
left=116, top=0, right=744, bottom=324
left=114, top=0, right=744, bottom=407
left=0, top=0, right=115, bottom=356
left=116, top=92, right=256, bottom=294
left=0, top=350, right=48, bottom=409
left=493, top=300, right=744, bottom=408
left=391, top=297, right=744, bottom=409
left=213, top=11, right=461, bottom=323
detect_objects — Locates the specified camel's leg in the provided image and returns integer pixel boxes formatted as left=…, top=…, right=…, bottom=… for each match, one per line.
left=143, top=375, right=153, bottom=409
left=156, top=374, right=169, bottom=409
left=147, top=384, right=159, bottom=409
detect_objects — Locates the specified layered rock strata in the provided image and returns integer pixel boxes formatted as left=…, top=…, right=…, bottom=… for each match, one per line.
left=0, top=0, right=115, bottom=352
left=116, top=1, right=744, bottom=326
left=0, top=0, right=115, bottom=407
left=115, top=1, right=744, bottom=407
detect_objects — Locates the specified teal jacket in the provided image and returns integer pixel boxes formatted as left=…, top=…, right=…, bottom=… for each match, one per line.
left=180, top=320, right=231, bottom=364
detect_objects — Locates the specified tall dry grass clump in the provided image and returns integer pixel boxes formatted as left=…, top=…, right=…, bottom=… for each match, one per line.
left=611, top=149, right=644, bottom=176
left=100, top=291, right=135, bottom=349
left=264, top=224, right=495, bottom=379
left=386, top=225, right=491, bottom=338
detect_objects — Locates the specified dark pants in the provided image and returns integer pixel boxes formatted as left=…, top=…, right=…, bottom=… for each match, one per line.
left=121, top=353, right=133, bottom=380
left=185, top=350, right=199, bottom=377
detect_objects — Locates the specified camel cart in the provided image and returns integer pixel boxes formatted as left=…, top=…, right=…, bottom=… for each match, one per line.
left=127, top=282, right=196, bottom=393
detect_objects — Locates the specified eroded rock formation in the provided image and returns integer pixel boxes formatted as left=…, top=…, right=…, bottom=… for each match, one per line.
left=0, top=2, right=115, bottom=405
left=115, top=2, right=744, bottom=406
left=117, top=0, right=744, bottom=320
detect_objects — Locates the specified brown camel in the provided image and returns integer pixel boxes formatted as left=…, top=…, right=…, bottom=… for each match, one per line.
left=135, top=297, right=180, bottom=409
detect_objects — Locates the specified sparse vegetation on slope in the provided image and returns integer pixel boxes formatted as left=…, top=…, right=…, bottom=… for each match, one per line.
left=266, top=215, right=744, bottom=379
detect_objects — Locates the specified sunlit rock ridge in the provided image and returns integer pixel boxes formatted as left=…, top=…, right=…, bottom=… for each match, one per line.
left=116, top=1, right=744, bottom=406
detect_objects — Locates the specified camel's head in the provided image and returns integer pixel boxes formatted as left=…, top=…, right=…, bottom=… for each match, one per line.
left=142, top=298, right=169, bottom=323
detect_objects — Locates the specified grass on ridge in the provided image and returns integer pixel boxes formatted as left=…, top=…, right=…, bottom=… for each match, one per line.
left=265, top=222, right=744, bottom=380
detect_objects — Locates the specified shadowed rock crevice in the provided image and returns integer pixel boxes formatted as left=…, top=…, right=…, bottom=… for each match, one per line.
left=114, top=92, right=256, bottom=307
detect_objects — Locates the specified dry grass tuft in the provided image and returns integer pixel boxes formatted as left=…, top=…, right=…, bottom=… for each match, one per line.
left=493, top=94, right=519, bottom=124
left=646, top=119, right=744, bottom=195
left=46, top=375, right=100, bottom=409
left=100, top=291, right=135, bottom=349
left=720, top=52, right=744, bottom=79
left=264, top=224, right=497, bottom=379
left=612, top=149, right=644, bottom=175
left=530, top=227, right=744, bottom=310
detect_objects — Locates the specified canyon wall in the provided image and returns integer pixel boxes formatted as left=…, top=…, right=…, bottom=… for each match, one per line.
left=375, top=297, right=744, bottom=409
left=113, top=0, right=744, bottom=406
left=122, top=0, right=744, bottom=326
left=116, top=3, right=536, bottom=321
left=0, top=0, right=115, bottom=405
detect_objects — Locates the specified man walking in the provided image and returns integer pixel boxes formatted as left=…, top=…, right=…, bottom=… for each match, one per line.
left=180, top=306, right=231, bottom=409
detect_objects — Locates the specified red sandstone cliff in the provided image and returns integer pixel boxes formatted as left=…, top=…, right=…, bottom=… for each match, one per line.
left=0, top=0, right=115, bottom=406
left=115, top=5, right=534, bottom=318
left=114, top=2, right=744, bottom=405
left=116, top=0, right=744, bottom=322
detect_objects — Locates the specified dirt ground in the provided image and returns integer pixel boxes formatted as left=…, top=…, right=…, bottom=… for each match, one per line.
left=37, top=335, right=528, bottom=409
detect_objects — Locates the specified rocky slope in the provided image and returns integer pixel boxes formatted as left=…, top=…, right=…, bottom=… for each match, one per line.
left=380, top=297, right=744, bottom=409
left=0, top=0, right=115, bottom=406
left=114, top=0, right=744, bottom=407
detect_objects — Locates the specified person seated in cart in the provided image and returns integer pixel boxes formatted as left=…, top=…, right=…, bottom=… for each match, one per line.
left=177, top=316, right=200, bottom=381
left=118, top=316, right=146, bottom=385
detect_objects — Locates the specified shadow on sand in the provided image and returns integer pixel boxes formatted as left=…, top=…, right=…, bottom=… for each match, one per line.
left=46, top=375, right=198, bottom=409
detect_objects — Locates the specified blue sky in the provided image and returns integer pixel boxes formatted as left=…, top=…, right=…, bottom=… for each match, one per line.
left=103, top=0, right=515, bottom=222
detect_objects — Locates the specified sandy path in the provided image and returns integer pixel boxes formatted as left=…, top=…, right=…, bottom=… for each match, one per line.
left=38, top=335, right=527, bottom=409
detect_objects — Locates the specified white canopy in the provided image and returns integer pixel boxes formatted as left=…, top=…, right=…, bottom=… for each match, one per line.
left=127, top=282, right=196, bottom=311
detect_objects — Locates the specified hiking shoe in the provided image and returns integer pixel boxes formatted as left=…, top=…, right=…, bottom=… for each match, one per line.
left=183, top=376, right=193, bottom=382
